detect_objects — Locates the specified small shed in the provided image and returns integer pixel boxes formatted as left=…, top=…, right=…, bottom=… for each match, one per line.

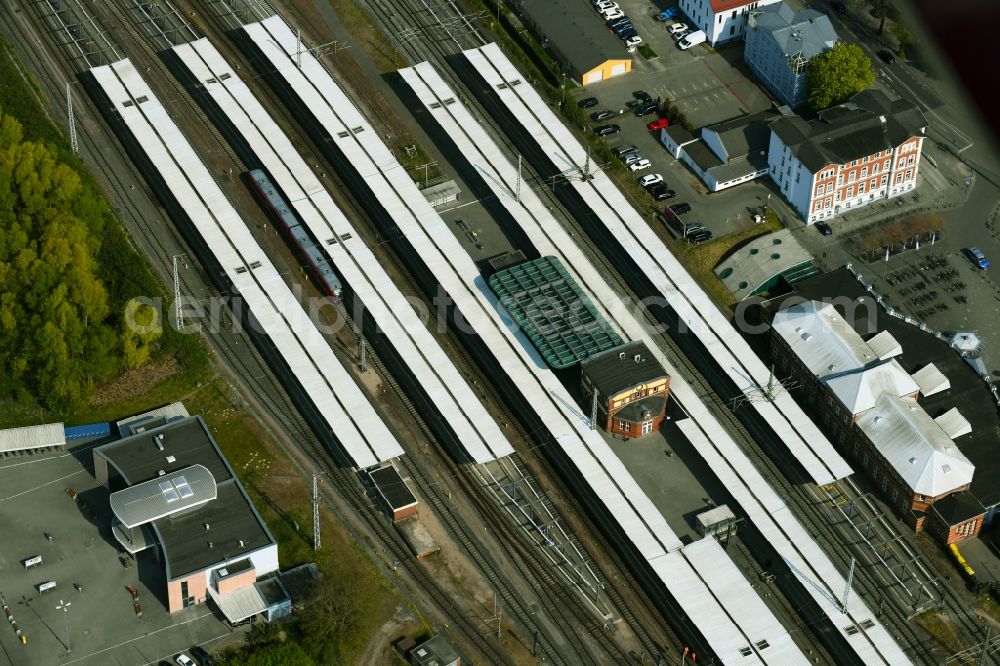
left=368, top=464, right=418, bottom=522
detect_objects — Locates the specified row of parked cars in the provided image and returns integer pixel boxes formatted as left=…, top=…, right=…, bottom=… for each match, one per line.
left=653, top=8, right=705, bottom=49
left=592, top=0, right=642, bottom=48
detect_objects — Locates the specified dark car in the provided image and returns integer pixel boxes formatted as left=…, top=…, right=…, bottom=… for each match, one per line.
left=594, top=124, right=621, bottom=136
left=612, top=144, right=637, bottom=157
left=634, top=102, right=658, bottom=116
left=617, top=28, right=639, bottom=40
left=815, top=221, right=833, bottom=236
left=670, top=202, right=692, bottom=215
left=688, top=229, right=713, bottom=244
left=877, top=49, right=896, bottom=64
left=607, top=15, right=630, bottom=27
left=625, top=99, right=644, bottom=109
left=649, top=186, right=676, bottom=200
left=632, top=90, right=652, bottom=101
left=590, top=110, right=615, bottom=121
left=577, top=97, right=599, bottom=109
left=830, top=1, right=847, bottom=14
left=190, top=646, right=215, bottom=666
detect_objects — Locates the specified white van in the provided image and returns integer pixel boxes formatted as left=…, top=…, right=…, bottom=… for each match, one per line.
left=678, top=30, right=706, bottom=50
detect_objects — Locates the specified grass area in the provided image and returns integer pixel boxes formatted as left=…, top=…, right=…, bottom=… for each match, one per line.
left=914, top=609, right=964, bottom=657
left=327, top=0, right=400, bottom=73
left=668, top=211, right=783, bottom=312
left=637, top=43, right=658, bottom=60
left=977, top=592, right=1000, bottom=626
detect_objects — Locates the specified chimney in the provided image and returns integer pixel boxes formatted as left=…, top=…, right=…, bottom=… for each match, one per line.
left=238, top=539, right=244, bottom=549
left=633, top=354, right=641, bottom=363
left=619, top=351, right=626, bottom=360
left=203, top=523, right=211, bottom=531
left=154, top=434, right=165, bottom=451
left=208, top=541, right=214, bottom=549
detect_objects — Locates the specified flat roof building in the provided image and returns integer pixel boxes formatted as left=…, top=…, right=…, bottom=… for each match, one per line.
left=511, top=0, right=632, bottom=85
left=714, top=229, right=819, bottom=300
left=94, top=414, right=278, bottom=614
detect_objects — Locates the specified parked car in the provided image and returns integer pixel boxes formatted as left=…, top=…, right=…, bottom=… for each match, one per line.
left=656, top=7, right=680, bottom=21
left=670, top=202, right=692, bottom=215
left=601, top=8, right=624, bottom=20
left=594, top=1, right=618, bottom=12
left=647, top=117, right=670, bottom=131
left=190, top=646, right=215, bottom=666
left=175, top=655, right=195, bottom=666
left=964, top=247, right=990, bottom=269
left=877, top=49, right=896, bottom=64
left=608, top=15, right=631, bottom=27
left=632, top=90, right=652, bottom=101
left=681, top=222, right=705, bottom=236
left=613, top=24, right=636, bottom=37
left=668, top=22, right=690, bottom=35
left=649, top=186, right=676, bottom=200
left=594, top=124, right=621, bottom=136
left=830, top=1, right=847, bottom=14
left=577, top=97, right=599, bottom=108
left=622, top=153, right=642, bottom=166
left=625, top=99, right=644, bottom=109
left=671, top=28, right=691, bottom=41
left=590, top=110, right=615, bottom=121
left=634, top=102, right=658, bottom=116
left=612, top=144, right=637, bottom=156
left=628, top=159, right=652, bottom=172
left=815, top=221, right=833, bottom=236
left=624, top=35, right=643, bottom=47
left=678, top=29, right=706, bottom=49
left=639, top=173, right=663, bottom=187
left=688, top=229, right=713, bottom=244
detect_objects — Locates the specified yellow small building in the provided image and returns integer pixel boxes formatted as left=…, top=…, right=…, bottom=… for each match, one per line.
left=512, top=0, right=633, bottom=86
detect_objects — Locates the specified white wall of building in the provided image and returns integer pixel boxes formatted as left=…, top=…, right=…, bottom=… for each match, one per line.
left=680, top=0, right=780, bottom=45
left=199, top=542, right=280, bottom=592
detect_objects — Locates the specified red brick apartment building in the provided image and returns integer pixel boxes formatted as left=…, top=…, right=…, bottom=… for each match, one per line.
left=770, top=300, right=983, bottom=543
left=768, top=89, right=927, bottom=225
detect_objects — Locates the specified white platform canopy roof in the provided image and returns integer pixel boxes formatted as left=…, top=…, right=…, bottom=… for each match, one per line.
left=935, top=407, right=972, bottom=440
left=911, top=363, right=951, bottom=397
left=110, top=464, right=217, bottom=528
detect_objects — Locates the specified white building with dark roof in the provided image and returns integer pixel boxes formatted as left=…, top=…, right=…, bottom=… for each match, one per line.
left=94, top=413, right=279, bottom=615
left=744, top=3, right=839, bottom=108
left=768, top=89, right=928, bottom=224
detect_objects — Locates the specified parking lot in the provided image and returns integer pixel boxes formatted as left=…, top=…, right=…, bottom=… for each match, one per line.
left=0, top=441, right=236, bottom=666
left=573, top=1, right=785, bottom=240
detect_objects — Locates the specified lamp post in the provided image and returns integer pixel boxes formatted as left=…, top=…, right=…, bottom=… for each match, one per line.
left=560, top=73, right=566, bottom=108
left=56, top=598, right=71, bottom=652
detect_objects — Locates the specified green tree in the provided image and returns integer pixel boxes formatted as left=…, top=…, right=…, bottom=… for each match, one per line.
left=807, top=43, right=876, bottom=112
left=297, top=581, right=364, bottom=663
left=121, top=300, right=162, bottom=370
left=220, top=641, right=313, bottom=666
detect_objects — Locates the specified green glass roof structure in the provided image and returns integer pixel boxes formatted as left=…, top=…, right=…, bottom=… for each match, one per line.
left=488, top=256, right=623, bottom=369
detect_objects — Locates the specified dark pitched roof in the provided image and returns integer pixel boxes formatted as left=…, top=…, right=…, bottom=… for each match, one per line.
left=519, top=0, right=628, bottom=75
left=684, top=139, right=724, bottom=171
left=769, top=89, right=927, bottom=172
left=931, top=492, right=986, bottom=525
left=582, top=341, right=669, bottom=397
left=704, top=110, right=781, bottom=160
left=666, top=124, right=697, bottom=145
left=782, top=268, right=1000, bottom=509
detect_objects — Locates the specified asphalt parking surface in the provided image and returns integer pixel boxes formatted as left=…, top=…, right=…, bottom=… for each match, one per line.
left=571, top=0, right=780, bottom=238
left=0, top=440, right=235, bottom=666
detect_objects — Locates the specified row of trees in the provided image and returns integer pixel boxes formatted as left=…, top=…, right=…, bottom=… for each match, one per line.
left=857, top=213, right=947, bottom=259
left=0, top=109, right=158, bottom=410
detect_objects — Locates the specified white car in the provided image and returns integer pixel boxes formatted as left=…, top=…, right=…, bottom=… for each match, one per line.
left=639, top=173, right=663, bottom=187
left=622, top=153, right=642, bottom=166
left=668, top=22, right=690, bottom=35
left=628, top=159, right=652, bottom=172
left=175, top=655, right=195, bottom=666
left=624, top=35, right=642, bottom=47
left=595, top=1, right=618, bottom=11
left=601, top=8, right=624, bottom=19
left=671, top=28, right=691, bottom=41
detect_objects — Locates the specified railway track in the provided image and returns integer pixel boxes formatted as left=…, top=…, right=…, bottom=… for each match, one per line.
left=310, top=1, right=998, bottom=663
